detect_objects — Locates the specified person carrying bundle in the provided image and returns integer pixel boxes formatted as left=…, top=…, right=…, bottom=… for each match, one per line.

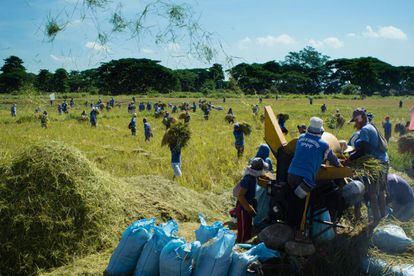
left=129, top=113, right=137, bottom=136
left=233, top=123, right=244, bottom=158
left=286, top=117, right=341, bottom=240
left=143, top=118, right=152, bottom=142
left=236, top=158, right=269, bottom=243
left=10, top=104, right=16, bottom=117
left=346, top=108, right=389, bottom=224
left=170, top=145, right=182, bottom=179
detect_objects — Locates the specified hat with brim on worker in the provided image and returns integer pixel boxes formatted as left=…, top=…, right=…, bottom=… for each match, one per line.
left=249, top=157, right=269, bottom=171
left=339, top=139, right=354, bottom=154
left=349, top=108, right=367, bottom=123
left=307, top=117, right=324, bottom=135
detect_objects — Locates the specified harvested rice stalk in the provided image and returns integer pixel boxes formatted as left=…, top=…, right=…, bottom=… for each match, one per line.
left=398, top=134, right=414, bottom=154
left=348, top=156, right=385, bottom=188
left=239, top=122, right=252, bottom=135
left=224, top=114, right=235, bottom=123
left=161, top=122, right=191, bottom=149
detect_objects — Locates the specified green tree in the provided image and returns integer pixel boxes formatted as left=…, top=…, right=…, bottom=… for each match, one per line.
left=0, top=56, right=28, bottom=93
left=35, top=69, right=53, bottom=92
left=52, top=68, right=69, bottom=92
left=208, top=63, right=224, bottom=89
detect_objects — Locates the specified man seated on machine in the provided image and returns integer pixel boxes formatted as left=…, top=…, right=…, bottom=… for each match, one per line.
left=286, top=117, right=341, bottom=241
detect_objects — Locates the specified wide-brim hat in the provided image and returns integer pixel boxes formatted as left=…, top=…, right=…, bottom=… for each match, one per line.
left=308, top=117, right=324, bottom=134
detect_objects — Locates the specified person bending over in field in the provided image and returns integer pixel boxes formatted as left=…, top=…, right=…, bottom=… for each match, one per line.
left=10, top=104, right=16, bottom=117
left=236, top=158, right=268, bottom=243
left=387, top=174, right=414, bottom=221
left=89, top=107, right=99, bottom=127
left=233, top=123, right=244, bottom=158
left=81, top=110, right=87, bottom=121
left=129, top=113, right=137, bottom=136
left=170, top=144, right=182, bottom=179
left=143, top=118, right=152, bottom=142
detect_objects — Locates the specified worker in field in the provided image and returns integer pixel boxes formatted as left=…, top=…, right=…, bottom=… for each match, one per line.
left=40, top=111, right=49, bottom=128
left=308, top=96, right=313, bottom=105
left=172, top=105, right=178, bottom=113
left=382, top=116, right=392, bottom=142
left=399, top=99, right=403, bottom=108
left=184, top=111, right=191, bottom=123
left=203, top=107, right=210, bottom=120
left=286, top=117, right=341, bottom=240
left=129, top=113, right=137, bottom=136
left=321, top=103, right=327, bottom=113
left=62, top=100, right=68, bottom=113
left=143, top=117, right=152, bottom=142
left=277, top=114, right=289, bottom=134
left=223, top=97, right=226, bottom=103
left=236, top=157, right=268, bottom=243
left=58, top=104, right=63, bottom=115
left=70, top=98, right=75, bottom=108
left=387, top=174, right=414, bottom=221
left=252, top=144, right=273, bottom=230
left=146, top=102, right=151, bottom=111
left=233, top=123, right=244, bottom=158
left=10, top=104, right=16, bottom=117
left=297, top=124, right=307, bottom=134
left=170, top=144, right=182, bottom=179
left=90, top=107, right=99, bottom=127
left=346, top=108, right=389, bottom=224
left=81, top=110, right=87, bottom=121
left=192, top=102, right=197, bottom=112
left=109, top=97, right=115, bottom=108
left=409, top=105, right=414, bottom=131
left=252, top=105, right=259, bottom=116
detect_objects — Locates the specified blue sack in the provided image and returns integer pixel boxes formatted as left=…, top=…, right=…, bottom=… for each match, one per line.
left=373, top=224, right=413, bottom=253
left=193, top=228, right=236, bottom=276
left=361, top=257, right=389, bottom=275
left=391, top=264, right=414, bottom=275
left=311, top=209, right=335, bottom=242
left=195, top=213, right=224, bottom=244
left=253, top=186, right=270, bottom=228
left=229, top=243, right=279, bottom=276
left=105, top=218, right=155, bottom=275
left=159, top=239, right=201, bottom=276
left=134, top=220, right=178, bottom=276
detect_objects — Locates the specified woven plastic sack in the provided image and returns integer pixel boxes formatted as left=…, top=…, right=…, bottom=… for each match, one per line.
left=159, top=239, right=201, bottom=276
left=195, top=213, right=224, bottom=244
left=105, top=218, right=155, bottom=275
left=134, top=220, right=178, bottom=276
left=372, top=224, right=413, bottom=253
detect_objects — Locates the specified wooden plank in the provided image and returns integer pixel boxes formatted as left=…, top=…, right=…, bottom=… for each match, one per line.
left=264, top=106, right=288, bottom=154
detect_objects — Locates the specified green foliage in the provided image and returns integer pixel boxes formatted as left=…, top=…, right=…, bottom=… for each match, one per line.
left=340, top=84, right=361, bottom=95
left=0, top=56, right=29, bottom=93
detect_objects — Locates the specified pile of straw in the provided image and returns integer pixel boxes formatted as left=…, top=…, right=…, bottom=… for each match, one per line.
left=161, top=122, right=191, bottom=149
left=348, top=156, right=385, bottom=188
left=0, top=142, right=125, bottom=275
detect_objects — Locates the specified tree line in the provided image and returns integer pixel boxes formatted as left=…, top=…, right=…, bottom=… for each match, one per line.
left=1, top=47, right=413, bottom=96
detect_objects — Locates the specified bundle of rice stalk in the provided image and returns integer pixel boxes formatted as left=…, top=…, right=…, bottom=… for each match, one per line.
left=328, top=115, right=337, bottom=130
left=240, top=122, right=252, bottom=135
left=161, top=122, right=191, bottom=149
left=179, top=112, right=189, bottom=120
left=398, top=134, right=414, bottom=154
left=224, top=114, right=235, bottom=123
left=348, top=156, right=385, bottom=188
left=277, top=113, right=289, bottom=121
left=0, top=141, right=125, bottom=275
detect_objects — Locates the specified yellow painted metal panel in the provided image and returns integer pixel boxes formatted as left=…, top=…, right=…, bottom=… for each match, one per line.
left=264, top=106, right=287, bottom=154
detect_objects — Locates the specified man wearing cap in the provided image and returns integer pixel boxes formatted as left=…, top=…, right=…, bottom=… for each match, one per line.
left=348, top=108, right=389, bottom=223
left=286, top=117, right=341, bottom=238
left=236, top=157, right=269, bottom=242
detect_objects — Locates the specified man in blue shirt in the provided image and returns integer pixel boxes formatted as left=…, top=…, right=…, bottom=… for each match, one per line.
left=10, top=104, right=16, bottom=117
left=387, top=174, right=414, bottom=221
left=287, top=117, right=341, bottom=236
left=170, top=145, right=182, bottom=179
left=382, top=116, right=392, bottom=142
left=129, top=113, right=137, bottom=136
left=233, top=123, right=244, bottom=158
left=143, top=118, right=152, bottom=142
left=348, top=108, right=389, bottom=223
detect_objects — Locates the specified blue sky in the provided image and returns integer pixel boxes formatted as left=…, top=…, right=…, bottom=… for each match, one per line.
left=1, top=0, right=413, bottom=73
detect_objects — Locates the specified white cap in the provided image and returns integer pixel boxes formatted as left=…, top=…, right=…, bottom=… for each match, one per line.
left=308, top=117, right=324, bottom=134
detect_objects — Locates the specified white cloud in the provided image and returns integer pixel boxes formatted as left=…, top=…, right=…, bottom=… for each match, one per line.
left=362, top=25, right=407, bottom=40
left=85, top=41, right=110, bottom=52
left=256, top=34, right=296, bottom=46
left=165, top=42, right=181, bottom=52
left=308, top=37, right=344, bottom=49
left=237, top=37, right=252, bottom=50
left=50, top=54, right=72, bottom=62
left=347, top=33, right=356, bottom=37
left=142, top=48, right=155, bottom=54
